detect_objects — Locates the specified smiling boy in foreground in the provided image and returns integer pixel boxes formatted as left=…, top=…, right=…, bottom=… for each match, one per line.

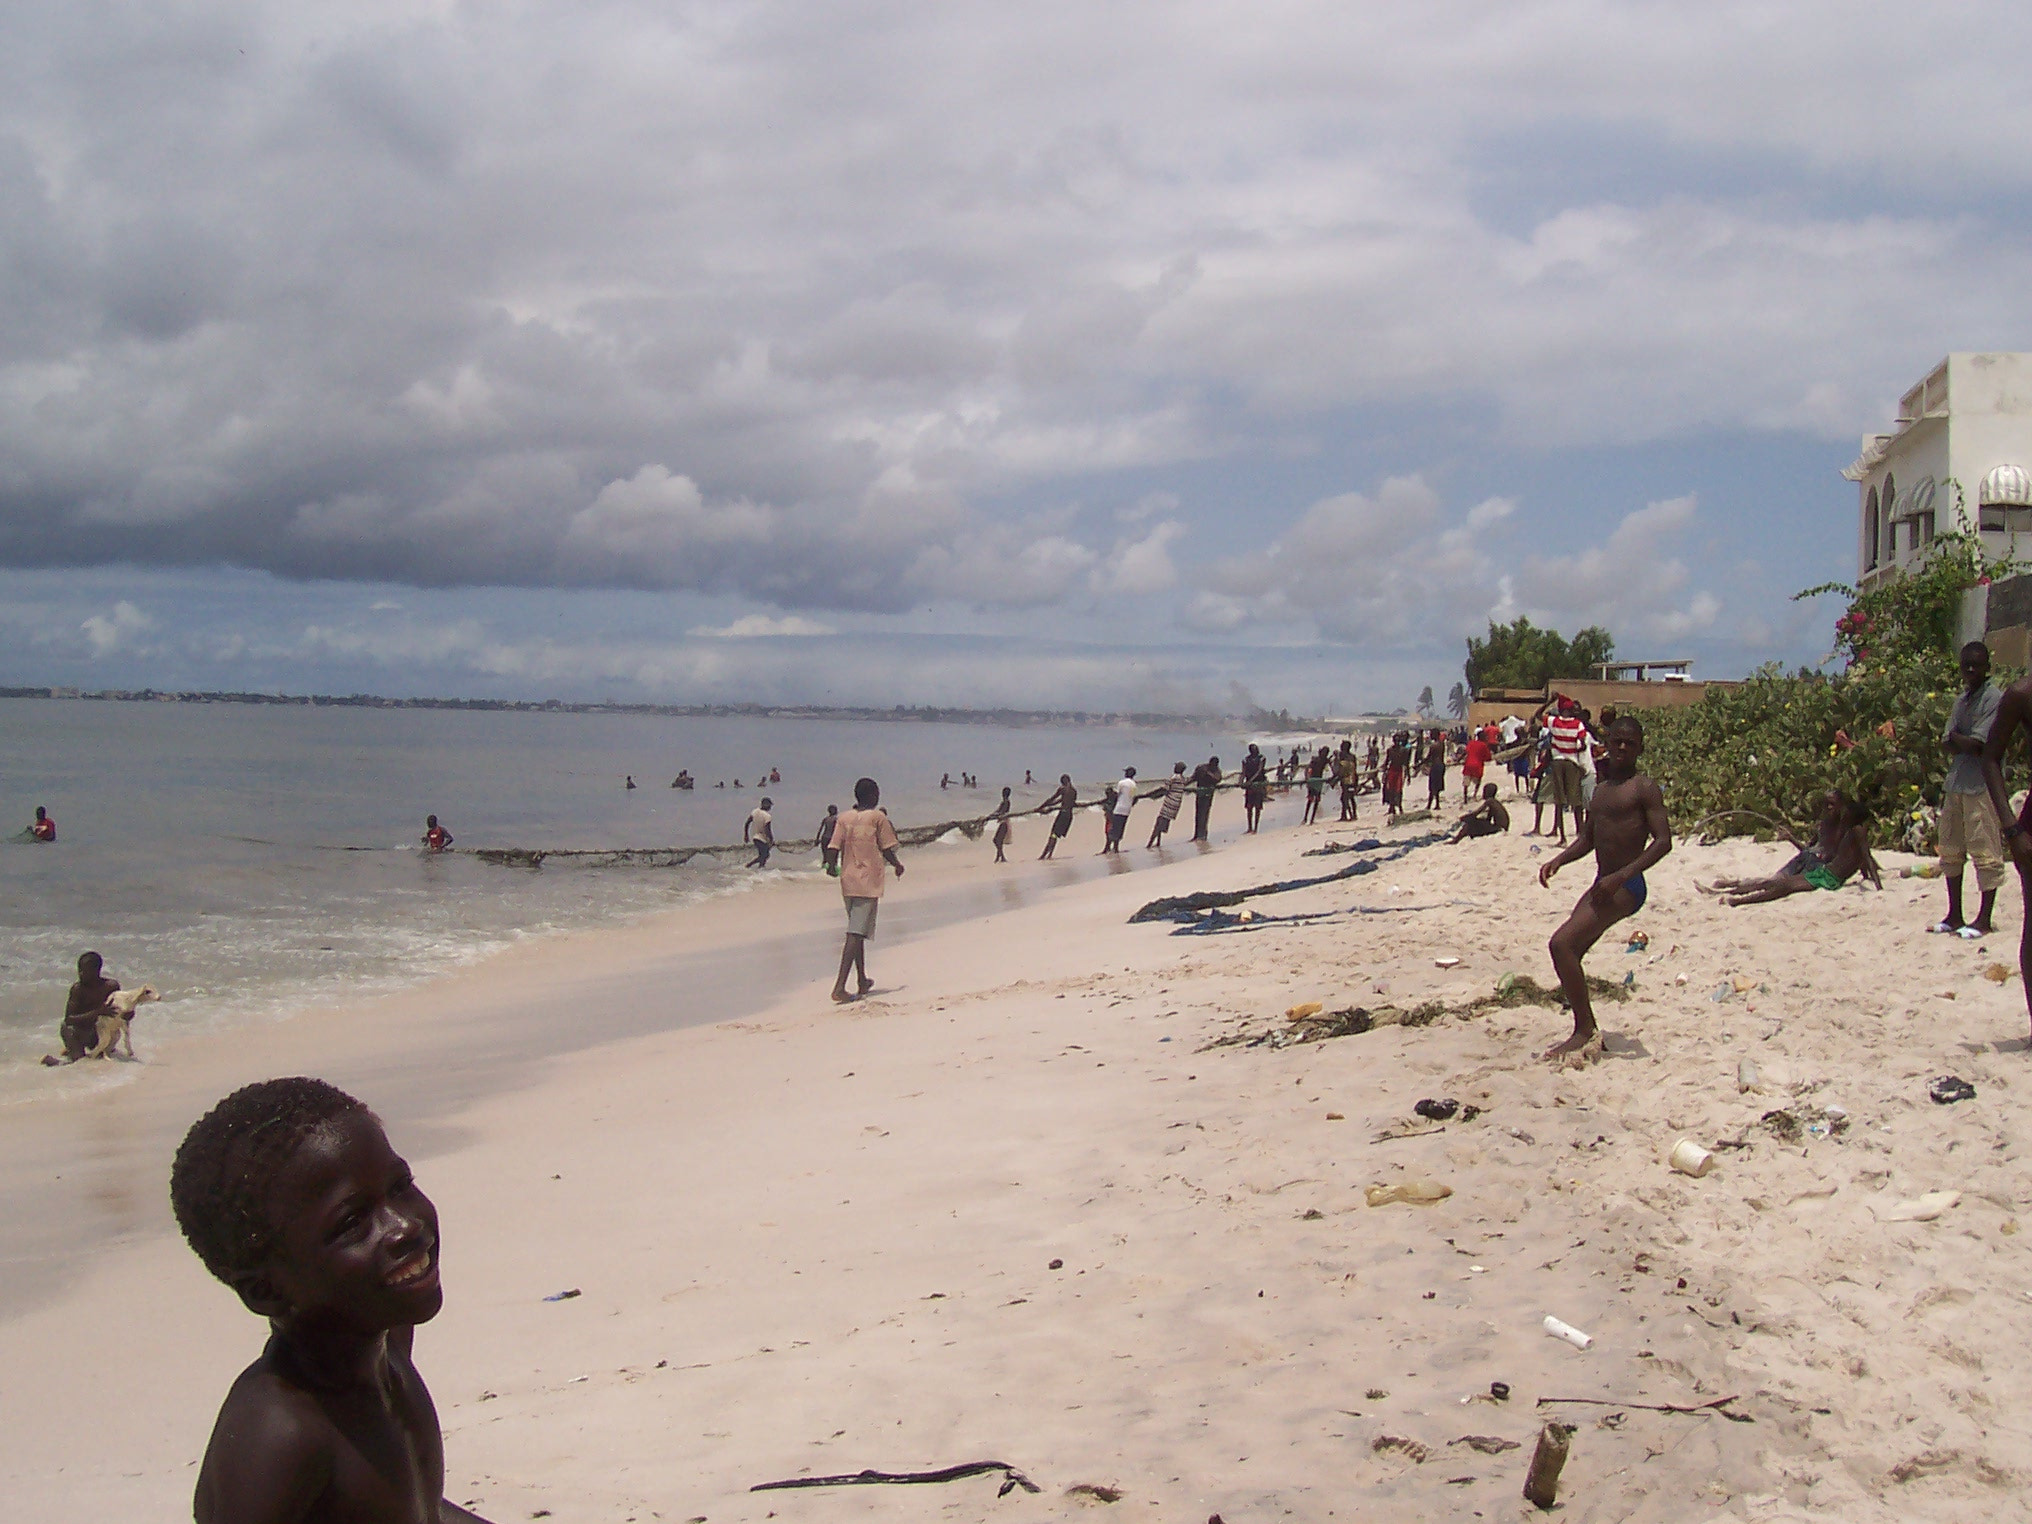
left=171, top=1078, right=494, bottom=1523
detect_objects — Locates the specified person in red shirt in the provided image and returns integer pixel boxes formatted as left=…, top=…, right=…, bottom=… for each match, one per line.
left=27, top=806, right=55, bottom=842
left=421, top=814, right=453, bottom=852
left=1461, top=734, right=1493, bottom=802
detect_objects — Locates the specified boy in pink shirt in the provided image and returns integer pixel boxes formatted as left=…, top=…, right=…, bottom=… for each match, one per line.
left=830, top=777, right=905, bottom=1002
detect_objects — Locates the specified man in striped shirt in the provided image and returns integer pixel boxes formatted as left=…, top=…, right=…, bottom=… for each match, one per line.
left=1545, top=697, right=1590, bottom=837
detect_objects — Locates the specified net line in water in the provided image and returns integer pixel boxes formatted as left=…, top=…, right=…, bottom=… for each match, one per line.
left=465, top=779, right=1280, bottom=869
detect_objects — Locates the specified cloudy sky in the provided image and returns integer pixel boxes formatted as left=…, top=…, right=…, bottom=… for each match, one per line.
left=3, top=0, right=2028, bottom=713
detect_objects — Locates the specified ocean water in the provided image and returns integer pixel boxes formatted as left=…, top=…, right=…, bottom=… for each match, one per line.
left=0, top=698, right=1244, bottom=1076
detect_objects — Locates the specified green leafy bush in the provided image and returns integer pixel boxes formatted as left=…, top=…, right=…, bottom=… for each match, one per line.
left=1643, top=528, right=2017, bottom=847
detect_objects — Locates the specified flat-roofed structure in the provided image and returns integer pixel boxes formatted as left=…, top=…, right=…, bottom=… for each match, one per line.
left=1845, top=353, right=2032, bottom=587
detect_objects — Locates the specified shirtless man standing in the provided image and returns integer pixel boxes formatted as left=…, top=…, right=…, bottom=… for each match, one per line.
left=1979, top=676, right=2032, bottom=1039
left=1536, top=715, right=1672, bottom=1066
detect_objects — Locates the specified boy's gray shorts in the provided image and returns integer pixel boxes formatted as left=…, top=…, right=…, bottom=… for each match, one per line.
left=845, top=896, right=879, bottom=938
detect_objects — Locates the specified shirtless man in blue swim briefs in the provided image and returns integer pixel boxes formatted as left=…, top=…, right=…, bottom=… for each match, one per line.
left=1536, top=715, right=1672, bottom=1067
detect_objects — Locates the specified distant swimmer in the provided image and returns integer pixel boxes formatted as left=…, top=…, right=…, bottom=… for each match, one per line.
left=769, top=767, right=781, bottom=784
left=626, top=775, right=637, bottom=790
left=43, top=951, right=118, bottom=1065
left=733, top=778, right=742, bottom=789
left=941, top=773, right=951, bottom=790
left=1025, top=769, right=1033, bottom=786
left=746, top=796, right=775, bottom=868
left=25, top=805, right=55, bottom=842
left=673, top=770, right=694, bottom=789
left=421, top=815, right=454, bottom=852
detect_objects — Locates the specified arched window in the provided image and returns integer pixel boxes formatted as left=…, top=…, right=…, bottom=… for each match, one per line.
left=1866, top=485, right=1880, bottom=567
left=1882, top=472, right=1896, bottom=562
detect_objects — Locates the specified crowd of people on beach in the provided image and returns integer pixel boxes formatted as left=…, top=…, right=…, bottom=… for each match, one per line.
left=55, top=641, right=2032, bottom=1524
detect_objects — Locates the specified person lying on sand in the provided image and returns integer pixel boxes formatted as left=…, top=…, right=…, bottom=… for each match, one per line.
left=1698, top=791, right=1881, bottom=904
left=1536, top=715, right=1671, bottom=1067
left=1449, top=783, right=1510, bottom=843
left=171, top=1078, right=494, bottom=1523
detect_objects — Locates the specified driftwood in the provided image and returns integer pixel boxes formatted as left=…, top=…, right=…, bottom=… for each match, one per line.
left=1536, top=1393, right=1745, bottom=1417
left=752, top=1461, right=1042, bottom=1497
left=1522, top=1422, right=1572, bottom=1509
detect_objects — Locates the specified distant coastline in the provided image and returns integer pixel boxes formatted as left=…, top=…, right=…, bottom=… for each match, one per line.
left=0, top=685, right=1374, bottom=731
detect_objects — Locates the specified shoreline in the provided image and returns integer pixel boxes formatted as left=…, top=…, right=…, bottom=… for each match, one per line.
left=10, top=795, right=2031, bottom=1521
left=0, top=801, right=1281, bottom=1317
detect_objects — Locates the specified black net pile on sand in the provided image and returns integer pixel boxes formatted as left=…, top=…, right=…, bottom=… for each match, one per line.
left=1127, top=833, right=1443, bottom=924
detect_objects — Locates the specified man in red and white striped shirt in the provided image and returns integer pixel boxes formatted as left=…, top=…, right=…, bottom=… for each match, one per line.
left=1544, top=696, right=1590, bottom=837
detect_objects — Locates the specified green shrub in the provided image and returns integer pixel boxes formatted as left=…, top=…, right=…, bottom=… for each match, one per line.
left=1642, top=528, right=2018, bottom=847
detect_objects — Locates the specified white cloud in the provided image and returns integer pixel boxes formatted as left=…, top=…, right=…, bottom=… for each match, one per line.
left=80, top=600, right=153, bottom=657
left=689, top=614, right=836, bottom=638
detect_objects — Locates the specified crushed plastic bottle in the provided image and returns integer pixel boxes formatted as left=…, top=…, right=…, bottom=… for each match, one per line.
left=1366, top=1179, right=1453, bottom=1207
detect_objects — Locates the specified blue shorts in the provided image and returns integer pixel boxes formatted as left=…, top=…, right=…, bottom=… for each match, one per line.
left=1620, top=871, right=1647, bottom=914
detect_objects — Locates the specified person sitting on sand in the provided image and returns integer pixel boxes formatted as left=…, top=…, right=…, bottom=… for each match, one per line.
left=745, top=797, right=774, bottom=868
left=1450, top=783, right=1511, bottom=843
left=1702, top=792, right=1882, bottom=904
left=42, top=950, right=119, bottom=1065
left=831, top=777, right=904, bottom=1002
left=26, top=805, right=55, bottom=842
left=421, top=815, right=453, bottom=853
left=1536, top=715, right=1672, bottom=1067
left=170, top=1078, right=495, bottom=1524
left=1039, top=775, right=1077, bottom=860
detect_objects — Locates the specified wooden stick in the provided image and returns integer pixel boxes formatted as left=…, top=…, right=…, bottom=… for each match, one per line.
left=1535, top=1394, right=1740, bottom=1414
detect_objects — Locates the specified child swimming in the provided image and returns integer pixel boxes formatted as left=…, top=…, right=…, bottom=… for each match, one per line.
left=171, top=1078, right=494, bottom=1523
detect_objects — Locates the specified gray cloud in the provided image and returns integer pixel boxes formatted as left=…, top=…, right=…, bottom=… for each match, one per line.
left=4, top=0, right=2031, bottom=621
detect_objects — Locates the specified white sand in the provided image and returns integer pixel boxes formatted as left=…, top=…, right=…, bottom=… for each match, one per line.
left=4, top=801, right=2030, bottom=1522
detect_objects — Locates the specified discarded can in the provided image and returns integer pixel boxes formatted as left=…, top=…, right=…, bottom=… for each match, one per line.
left=1523, top=1422, right=1574, bottom=1509
left=1668, top=1138, right=1715, bottom=1177
left=1542, top=1315, right=1593, bottom=1350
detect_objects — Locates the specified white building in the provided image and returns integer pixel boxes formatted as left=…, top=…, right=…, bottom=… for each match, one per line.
left=1844, top=352, right=2032, bottom=587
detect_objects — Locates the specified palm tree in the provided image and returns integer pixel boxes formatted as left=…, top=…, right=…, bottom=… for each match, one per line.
left=1446, top=682, right=1469, bottom=719
left=1415, top=685, right=1435, bottom=716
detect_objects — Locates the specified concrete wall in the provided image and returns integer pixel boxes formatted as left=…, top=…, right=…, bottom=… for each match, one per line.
left=1467, top=679, right=1730, bottom=730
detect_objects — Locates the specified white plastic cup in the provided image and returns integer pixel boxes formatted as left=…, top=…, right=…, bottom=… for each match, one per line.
left=1542, top=1315, right=1593, bottom=1350
left=1669, top=1138, right=1714, bottom=1177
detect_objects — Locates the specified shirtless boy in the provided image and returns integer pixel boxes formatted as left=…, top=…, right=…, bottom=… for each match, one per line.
left=1702, top=790, right=1880, bottom=904
left=171, top=1077, right=493, bottom=1523
left=1979, top=674, right=2032, bottom=1039
left=1536, top=716, right=1672, bottom=1066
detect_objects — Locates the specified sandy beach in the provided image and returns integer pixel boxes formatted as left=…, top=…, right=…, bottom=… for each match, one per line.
left=5, top=799, right=2031, bottom=1523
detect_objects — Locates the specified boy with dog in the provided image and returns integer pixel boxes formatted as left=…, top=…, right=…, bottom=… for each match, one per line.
left=171, top=1077, right=494, bottom=1523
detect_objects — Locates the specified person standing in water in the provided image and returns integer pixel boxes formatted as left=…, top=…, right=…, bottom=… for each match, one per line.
left=816, top=803, right=841, bottom=875
left=26, top=805, right=55, bottom=841
left=1147, top=763, right=1188, bottom=848
left=1191, top=756, right=1221, bottom=841
left=745, top=796, right=774, bottom=867
left=992, top=787, right=1013, bottom=862
left=831, top=777, right=903, bottom=1002
left=1241, top=744, right=1268, bottom=833
left=421, top=815, right=453, bottom=852
left=1102, top=767, right=1137, bottom=854
left=1039, top=774, right=1077, bottom=859
left=1536, top=716, right=1671, bottom=1067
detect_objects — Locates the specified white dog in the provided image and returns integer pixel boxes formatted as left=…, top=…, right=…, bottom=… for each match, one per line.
left=88, top=985, right=160, bottom=1060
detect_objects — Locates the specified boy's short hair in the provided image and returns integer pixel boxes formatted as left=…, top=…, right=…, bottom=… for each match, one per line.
left=171, top=1078, right=368, bottom=1288
left=1962, top=640, right=1991, bottom=660
left=853, top=777, right=879, bottom=807
left=77, top=950, right=102, bottom=977
left=1608, top=714, right=1645, bottom=741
